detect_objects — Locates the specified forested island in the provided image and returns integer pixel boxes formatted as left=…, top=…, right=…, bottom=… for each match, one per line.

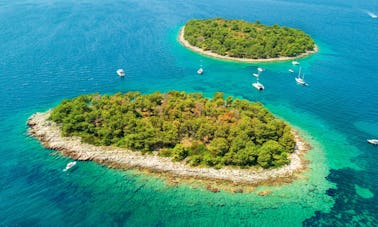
left=49, top=91, right=295, bottom=169
left=179, top=18, right=317, bottom=62
left=28, top=91, right=309, bottom=186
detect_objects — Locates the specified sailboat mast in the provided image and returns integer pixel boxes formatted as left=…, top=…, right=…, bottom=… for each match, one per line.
left=298, top=67, right=302, bottom=78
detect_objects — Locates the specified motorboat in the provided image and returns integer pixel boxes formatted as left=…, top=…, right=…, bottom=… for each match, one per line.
left=63, top=161, right=77, bottom=172
left=367, top=11, right=378, bottom=19
left=292, top=61, right=300, bottom=65
left=197, top=67, right=203, bottom=75
left=367, top=139, right=378, bottom=145
left=252, top=82, right=264, bottom=90
left=116, top=69, right=125, bottom=77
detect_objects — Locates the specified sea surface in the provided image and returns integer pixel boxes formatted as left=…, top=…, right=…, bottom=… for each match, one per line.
left=0, top=0, right=377, bottom=226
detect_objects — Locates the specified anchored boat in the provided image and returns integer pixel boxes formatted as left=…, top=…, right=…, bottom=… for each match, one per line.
left=367, top=139, right=378, bottom=145
left=252, top=81, right=265, bottom=90
left=290, top=66, right=308, bottom=86
left=63, top=161, right=77, bottom=172
left=252, top=67, right=264, bottom=90
left=197, top=66, right=203, bottom=75
left=116, top=69, right=125, bottom=77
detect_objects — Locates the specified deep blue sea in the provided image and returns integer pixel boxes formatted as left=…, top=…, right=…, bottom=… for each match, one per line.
left=1, top=0, right=378, bottom=226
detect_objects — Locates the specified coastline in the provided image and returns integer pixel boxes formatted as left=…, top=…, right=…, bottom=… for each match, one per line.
left=27, top=111, right=311, bottom=187
left=178, top=26, right=318, bottom=63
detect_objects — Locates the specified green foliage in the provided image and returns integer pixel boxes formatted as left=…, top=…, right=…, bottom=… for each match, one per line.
left=49, top=91, right=296, bottom=169
left=158, top=148, right=172, bottom=157
left=208, top=138, right=229, bottom=156
left=184, top=18, right=315, bottom=59
left=188, top=155, right=203, bottom=166
left=172, top=144, right=189, bottom=161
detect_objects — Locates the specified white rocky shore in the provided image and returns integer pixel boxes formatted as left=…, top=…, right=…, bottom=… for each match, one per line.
left=27, top=111, right=310, bottom=185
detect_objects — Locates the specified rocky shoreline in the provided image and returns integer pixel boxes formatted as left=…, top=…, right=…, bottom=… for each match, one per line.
left=178, top=26, right=318, bottom=63
left=27, top=111, right=311, bottom=187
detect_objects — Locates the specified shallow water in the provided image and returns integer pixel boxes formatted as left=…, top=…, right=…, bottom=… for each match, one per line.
left=1, top=0, right=377, bottom=226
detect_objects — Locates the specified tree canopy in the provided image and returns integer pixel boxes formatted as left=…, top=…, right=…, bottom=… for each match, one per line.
left=183, top=18, right=315, bottom=59
left=50, top=91, right=296, bottom=169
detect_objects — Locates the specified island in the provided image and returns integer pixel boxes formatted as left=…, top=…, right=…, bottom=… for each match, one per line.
left=28, top=91, right=310, bottom=188
left=179, top=18, right=317, bottom=62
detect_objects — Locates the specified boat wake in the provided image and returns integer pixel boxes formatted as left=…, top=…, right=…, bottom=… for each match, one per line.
left=363, top=10, right=378, bottom=19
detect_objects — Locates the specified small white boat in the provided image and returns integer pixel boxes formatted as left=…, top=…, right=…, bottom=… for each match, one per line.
left=252, top=67, right=265, bottom=90
left=295, top=77, right=308, bottom=86
left=288, top=69, right=294, bottom=73
left=197, top=67, right=203, bottom=75
left=294, top=67, right=309, bottom=86
left=292, top=61, right=300, bottom=65
left=63, top=161, right=77, bottom=172
left=367, top=12, right=378, bottom=19
left=252, top=82, right=264, bottom=90
left=367, top=139, right=378, bottom=145
left=116, top=69, right=125, bottom=77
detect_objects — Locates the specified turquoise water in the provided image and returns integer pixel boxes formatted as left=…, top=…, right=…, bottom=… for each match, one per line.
left=1, top=0, right=377, bottom=226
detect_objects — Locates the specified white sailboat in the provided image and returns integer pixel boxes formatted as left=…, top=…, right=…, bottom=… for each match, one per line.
left=252, top=67, right=264, bottom=90
left=295, top=67, right=308, bottom=86
left=290, top=66, right=308, bottom=86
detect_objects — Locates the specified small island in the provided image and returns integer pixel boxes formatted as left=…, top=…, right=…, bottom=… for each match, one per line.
left=28, top=91, right=310, bottom=186
left=179, top=18, right=317, bottom=62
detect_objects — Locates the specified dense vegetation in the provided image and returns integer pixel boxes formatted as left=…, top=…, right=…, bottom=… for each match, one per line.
left=183, top=18, right=315, bottom=59
left=50, top=91, right=296, bottom=169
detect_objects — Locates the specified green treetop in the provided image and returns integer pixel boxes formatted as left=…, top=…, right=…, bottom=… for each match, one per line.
left=183, top=18, right=315, bottom=59
left=50, top=91, right=296, bottom=169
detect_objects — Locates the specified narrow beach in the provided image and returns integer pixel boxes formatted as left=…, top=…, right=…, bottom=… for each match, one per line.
left=178, top=26, right=318, bottom=63
left=28, top=111, right=311, bottom=186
